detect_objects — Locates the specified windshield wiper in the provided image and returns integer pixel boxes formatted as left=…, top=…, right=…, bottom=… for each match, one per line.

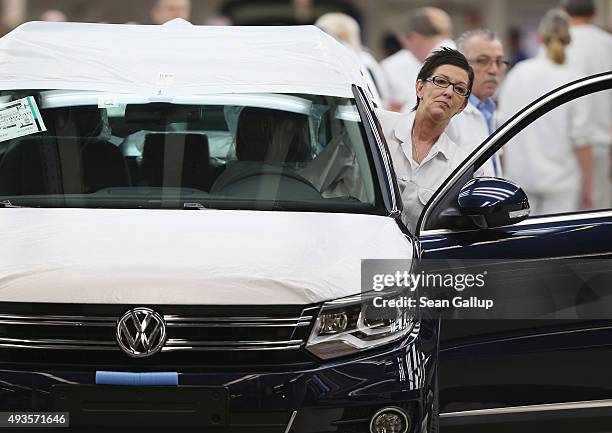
left=183, top=202, right=209, bottom=210
left=0, top=200, right=23, bottom=208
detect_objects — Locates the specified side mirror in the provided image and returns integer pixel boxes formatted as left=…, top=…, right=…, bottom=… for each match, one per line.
left=458, top=177, right=530, bottom=229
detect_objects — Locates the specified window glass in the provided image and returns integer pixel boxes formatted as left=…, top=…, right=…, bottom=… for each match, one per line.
left=0, top=91, right=381, bottom=213
left=490, top=88, right=611, bottom=216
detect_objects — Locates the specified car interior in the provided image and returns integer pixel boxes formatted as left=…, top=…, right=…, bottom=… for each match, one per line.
left=0, top=93, right=378, bottom=210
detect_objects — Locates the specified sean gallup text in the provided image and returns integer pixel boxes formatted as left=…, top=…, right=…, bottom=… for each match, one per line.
left=374, top=296, right=494, bottom=310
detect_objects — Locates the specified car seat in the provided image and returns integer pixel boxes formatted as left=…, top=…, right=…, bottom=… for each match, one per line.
left=141, top=133, right=212, bottom=191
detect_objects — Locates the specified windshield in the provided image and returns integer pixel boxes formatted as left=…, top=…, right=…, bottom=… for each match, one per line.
left=0, top=91, right=382, bottom=213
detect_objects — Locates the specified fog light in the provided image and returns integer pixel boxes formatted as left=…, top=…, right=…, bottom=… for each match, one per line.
left=369, top=407, right=410, bottom=433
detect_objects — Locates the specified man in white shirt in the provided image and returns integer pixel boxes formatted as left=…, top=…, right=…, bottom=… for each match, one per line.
left=382, top=7, right=456, bottom=112
left=448, top=29, right=508, bottom=177
left=562, top=0, right=612, bottom=208
left=378, top=48, right=486, bottom=233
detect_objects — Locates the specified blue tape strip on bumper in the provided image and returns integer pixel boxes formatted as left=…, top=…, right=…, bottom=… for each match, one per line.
left=95, top=371, right=179, bottom=386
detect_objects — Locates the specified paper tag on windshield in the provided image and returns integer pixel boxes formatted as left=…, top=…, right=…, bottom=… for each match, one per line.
left=157, top=72, right=175, bottom=86
left=0, top=96, right=47, bottom=143
left=98, top=96, right=119, bottom=108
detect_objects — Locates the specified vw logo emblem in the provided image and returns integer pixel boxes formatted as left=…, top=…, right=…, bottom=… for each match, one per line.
left=116, top=308, right=167, bottom=358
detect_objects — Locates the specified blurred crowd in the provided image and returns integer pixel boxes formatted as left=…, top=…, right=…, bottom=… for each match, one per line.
left=35, top=0, right=232, bottom=26
left=24, top=0, right=612, bottom=215
left=316, top=0, right=612, bottom=216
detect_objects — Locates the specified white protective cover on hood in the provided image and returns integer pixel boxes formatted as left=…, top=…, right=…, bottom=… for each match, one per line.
left=0, top=209, right=412, bottom=305
left=0, top=20, right=370, bottom=98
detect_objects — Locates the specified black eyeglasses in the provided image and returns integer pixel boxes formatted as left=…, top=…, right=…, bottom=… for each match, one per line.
left=469, top=56, right=510, bottom=70
left=424, top=75, right=470, bottom=97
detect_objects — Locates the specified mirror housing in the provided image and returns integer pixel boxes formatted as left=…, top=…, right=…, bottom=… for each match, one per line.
left=458, top=177, right=530, bottom=229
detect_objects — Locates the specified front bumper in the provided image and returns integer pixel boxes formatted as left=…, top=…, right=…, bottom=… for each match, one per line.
left=0, top=334, right=435, bottom=433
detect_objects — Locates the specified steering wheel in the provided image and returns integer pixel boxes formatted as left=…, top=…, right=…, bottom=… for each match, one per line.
left=214, top=165, right=321, bottom=199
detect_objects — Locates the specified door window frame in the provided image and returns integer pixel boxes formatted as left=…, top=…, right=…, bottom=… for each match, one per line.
left=418, top=72, right=612, bottom=236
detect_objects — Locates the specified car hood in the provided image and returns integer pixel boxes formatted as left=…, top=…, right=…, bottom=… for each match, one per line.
left=0, top=208, right=412, bottom=304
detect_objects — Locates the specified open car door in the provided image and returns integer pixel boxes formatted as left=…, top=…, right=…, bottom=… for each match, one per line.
left=416, top=72, right=612, bottom=432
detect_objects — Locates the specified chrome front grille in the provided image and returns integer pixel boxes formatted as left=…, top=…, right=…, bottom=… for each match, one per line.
left=0, top=313, right=117, bottom=351
left=0, top=304, right=319, bottom=366
left=163, top=314, right=313, bottom=351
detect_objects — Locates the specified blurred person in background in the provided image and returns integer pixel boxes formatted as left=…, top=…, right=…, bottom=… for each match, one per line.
left=382, top=32, right=402, bottom=58
left=382, top=7, right=455, bottom=112
left=562, top=0, right=612, bottom=208
left=315, top=12, right=389, bottom=107
left=150, top=0, right=191, bottom=24
left=378, top=48, right=489, bottom=232
left=498, top=9, right=593, bottom=215
left=205, top=15, right=233, bottom=26
left=448, top=29, right=507, bottom=176
left=39, top=9, right=67, bottom=22
left=508, top=27, right=529, bottom=67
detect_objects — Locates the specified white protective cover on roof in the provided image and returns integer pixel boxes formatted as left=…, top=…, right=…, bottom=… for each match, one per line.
left=0, top=209, right=412, bottom=304
left=0, top=20, right=370, bottom=98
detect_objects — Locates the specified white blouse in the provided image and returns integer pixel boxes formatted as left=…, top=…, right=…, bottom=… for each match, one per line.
left=377, top=109, right=486, bottom=233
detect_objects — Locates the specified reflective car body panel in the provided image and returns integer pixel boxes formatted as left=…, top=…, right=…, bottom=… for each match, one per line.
left=420, top=212, right=612, bottom=411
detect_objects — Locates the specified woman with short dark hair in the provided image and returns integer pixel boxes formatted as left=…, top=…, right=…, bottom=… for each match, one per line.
left=378, top=48, right=486, bottom=233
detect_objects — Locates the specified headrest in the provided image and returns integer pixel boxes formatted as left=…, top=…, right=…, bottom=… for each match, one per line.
left=43, top=107, right=105, bottom=138
left=235, top=107, right=311, bottom=163
left=141, top=133, right=211, bottom=190
left=143, top=133, right=209, bottom=156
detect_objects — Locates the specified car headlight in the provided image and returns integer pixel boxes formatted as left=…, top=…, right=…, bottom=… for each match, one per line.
left=306, top=289, right=417, bottom=360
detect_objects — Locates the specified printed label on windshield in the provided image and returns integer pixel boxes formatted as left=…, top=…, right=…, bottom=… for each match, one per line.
left=157, top=72, right=175, bottom=86
left=98, top=96, right=119, bottom=108
left=0, top=96, right=47, bottom=143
